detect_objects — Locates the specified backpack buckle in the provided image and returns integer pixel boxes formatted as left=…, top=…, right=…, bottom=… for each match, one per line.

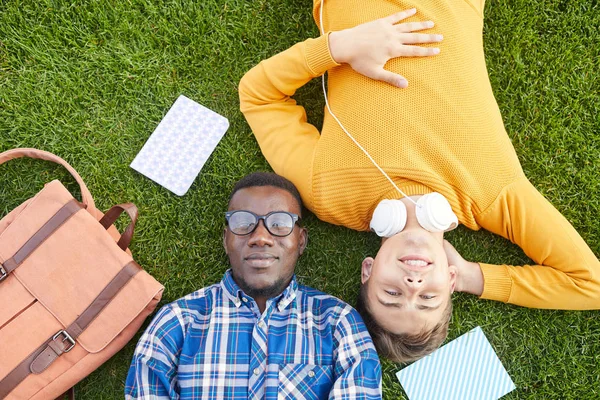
left=52, top=330, right=76, bottom=353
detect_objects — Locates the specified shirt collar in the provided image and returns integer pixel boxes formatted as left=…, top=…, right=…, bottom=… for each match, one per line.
left=220, top=269, right=298, bottom=311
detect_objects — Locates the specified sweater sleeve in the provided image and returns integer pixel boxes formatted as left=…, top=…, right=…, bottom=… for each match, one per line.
left=238, top=34, right=339, bottom=208
left=475, top=177, right=600, bottom=309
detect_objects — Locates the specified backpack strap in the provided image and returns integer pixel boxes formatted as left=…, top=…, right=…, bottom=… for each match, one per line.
left=0, top=148, right=95, bottom=210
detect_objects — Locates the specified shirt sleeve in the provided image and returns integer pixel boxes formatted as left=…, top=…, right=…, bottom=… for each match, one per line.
left=125, top=304, right=186, bottom=400
left=476, top=177, right=600, bottom=309
left=238, top=34, right=339, bottom=209
left=329, top=307, right=382, bottom=400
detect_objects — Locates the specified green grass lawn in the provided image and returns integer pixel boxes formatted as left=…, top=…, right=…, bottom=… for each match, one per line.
left=1, top=0, right=599, bottom=398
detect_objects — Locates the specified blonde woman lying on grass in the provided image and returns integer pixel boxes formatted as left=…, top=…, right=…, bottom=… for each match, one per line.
left=239, top=0, right=600, bottom=363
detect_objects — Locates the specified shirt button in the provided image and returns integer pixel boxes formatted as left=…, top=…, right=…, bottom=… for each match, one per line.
left=253, top=368, right=260, bottom=375
left=308, top=370, right=315, bottom=378
left=242, top=297, right=248, bottom=303
left=258, top=320, right=265, bottom=328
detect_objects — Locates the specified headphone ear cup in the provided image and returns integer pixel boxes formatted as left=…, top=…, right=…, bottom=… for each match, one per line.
left=370, top=199, right=407, bottom=237
left=415, top=193, right=459, bottom=232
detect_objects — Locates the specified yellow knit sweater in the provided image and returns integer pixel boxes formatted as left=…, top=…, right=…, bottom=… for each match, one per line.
left=239, top=0, right=600, bottom=309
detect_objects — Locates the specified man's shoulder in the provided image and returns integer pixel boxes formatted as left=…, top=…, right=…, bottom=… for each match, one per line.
left=297, top=284, right=346, bottom=303
left=139, top=282, right=229, bottom=349
left=296, top=284, right=362, bottom=322
left=158, top=282, right=224, bottom=321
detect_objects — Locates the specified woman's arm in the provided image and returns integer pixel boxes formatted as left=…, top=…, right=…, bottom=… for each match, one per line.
left=447, top=178, right=600, bottom=310
left=239, top=34, right=333, bottom=206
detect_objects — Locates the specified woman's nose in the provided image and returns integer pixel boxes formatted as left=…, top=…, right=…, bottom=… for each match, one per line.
left=404, top=275, right=424, bottom=287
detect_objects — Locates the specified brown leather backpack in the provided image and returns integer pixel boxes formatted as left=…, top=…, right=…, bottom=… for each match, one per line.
left=0, top=149, right=164, bottom=399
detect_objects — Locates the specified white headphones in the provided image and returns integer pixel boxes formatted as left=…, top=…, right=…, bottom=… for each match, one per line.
left=370, top=193, right=458, bottom=237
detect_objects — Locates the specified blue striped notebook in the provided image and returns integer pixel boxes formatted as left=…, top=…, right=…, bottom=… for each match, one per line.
left=397, top=326, right=515, bottom=400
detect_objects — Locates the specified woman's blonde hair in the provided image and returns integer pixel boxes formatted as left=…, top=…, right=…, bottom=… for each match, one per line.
left=355, top=282, right=452, bottom=363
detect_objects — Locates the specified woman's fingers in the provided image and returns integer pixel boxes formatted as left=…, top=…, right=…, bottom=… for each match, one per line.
left=382, top=8, right=417, bottom=25
left=334, top=9, right=443, bottom=86
left=370, top=67, right=409, bottom=88
left=394, top=44, right=441, bottom=57
left=398, top=32, right=443, bottom=44
left=396, top=20, right=435, bottom=33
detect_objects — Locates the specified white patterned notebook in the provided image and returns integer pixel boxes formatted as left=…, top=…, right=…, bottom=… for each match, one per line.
left=131, top=95, right=229, bottom=196
left=397, top=326, right=516, bottom=400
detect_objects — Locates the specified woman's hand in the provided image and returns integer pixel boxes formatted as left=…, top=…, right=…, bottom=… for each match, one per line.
left=328, top=8, right=442, bottom=88
left=443, top=240, right=484, bottom=296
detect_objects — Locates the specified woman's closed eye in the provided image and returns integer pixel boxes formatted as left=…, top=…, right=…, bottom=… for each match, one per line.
left=420, top=294, right=436, bottom=300
left=385, top=290, right=401, bottom=296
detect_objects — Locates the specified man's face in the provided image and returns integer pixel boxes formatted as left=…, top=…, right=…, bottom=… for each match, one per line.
left=361, top=224, right=456, bottom=335
left=223, top=186, right=307, bottom=300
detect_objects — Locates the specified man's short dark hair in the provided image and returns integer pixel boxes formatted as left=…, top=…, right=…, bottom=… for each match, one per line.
left=229, top=172, right=303, bottom=216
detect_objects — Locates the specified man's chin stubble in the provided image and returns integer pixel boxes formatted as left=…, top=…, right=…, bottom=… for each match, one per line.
left=234, top=273, right=290, bottom=300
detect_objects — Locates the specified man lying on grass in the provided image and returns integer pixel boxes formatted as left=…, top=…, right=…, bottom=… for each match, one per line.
left=238, top=1, right=600, bottom=363
left=125, top=172, right=381, bottom=399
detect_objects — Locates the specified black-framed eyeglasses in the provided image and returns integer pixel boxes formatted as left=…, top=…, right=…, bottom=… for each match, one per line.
left=225, top=210, right=301, bottom=237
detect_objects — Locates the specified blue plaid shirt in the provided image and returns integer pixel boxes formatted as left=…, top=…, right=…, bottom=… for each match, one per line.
left=125, top=270, right=381, bottom=399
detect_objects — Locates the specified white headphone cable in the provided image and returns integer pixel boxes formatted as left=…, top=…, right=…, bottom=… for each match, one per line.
left=318, top=1, right=419, bottom=206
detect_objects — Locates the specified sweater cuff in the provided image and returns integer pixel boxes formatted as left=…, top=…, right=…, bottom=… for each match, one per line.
left=479, top=263, right=512, bottom=303
left=304, top=33, right=340, bottom=77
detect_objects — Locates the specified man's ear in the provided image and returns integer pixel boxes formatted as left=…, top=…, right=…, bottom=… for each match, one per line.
left=448, top=264, right=457, bottom=293
left=298, top=228, right=308, bottom=255
left=222, top=227, right=228, bottom=255
left=361, top=257, right=374, bottom=284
